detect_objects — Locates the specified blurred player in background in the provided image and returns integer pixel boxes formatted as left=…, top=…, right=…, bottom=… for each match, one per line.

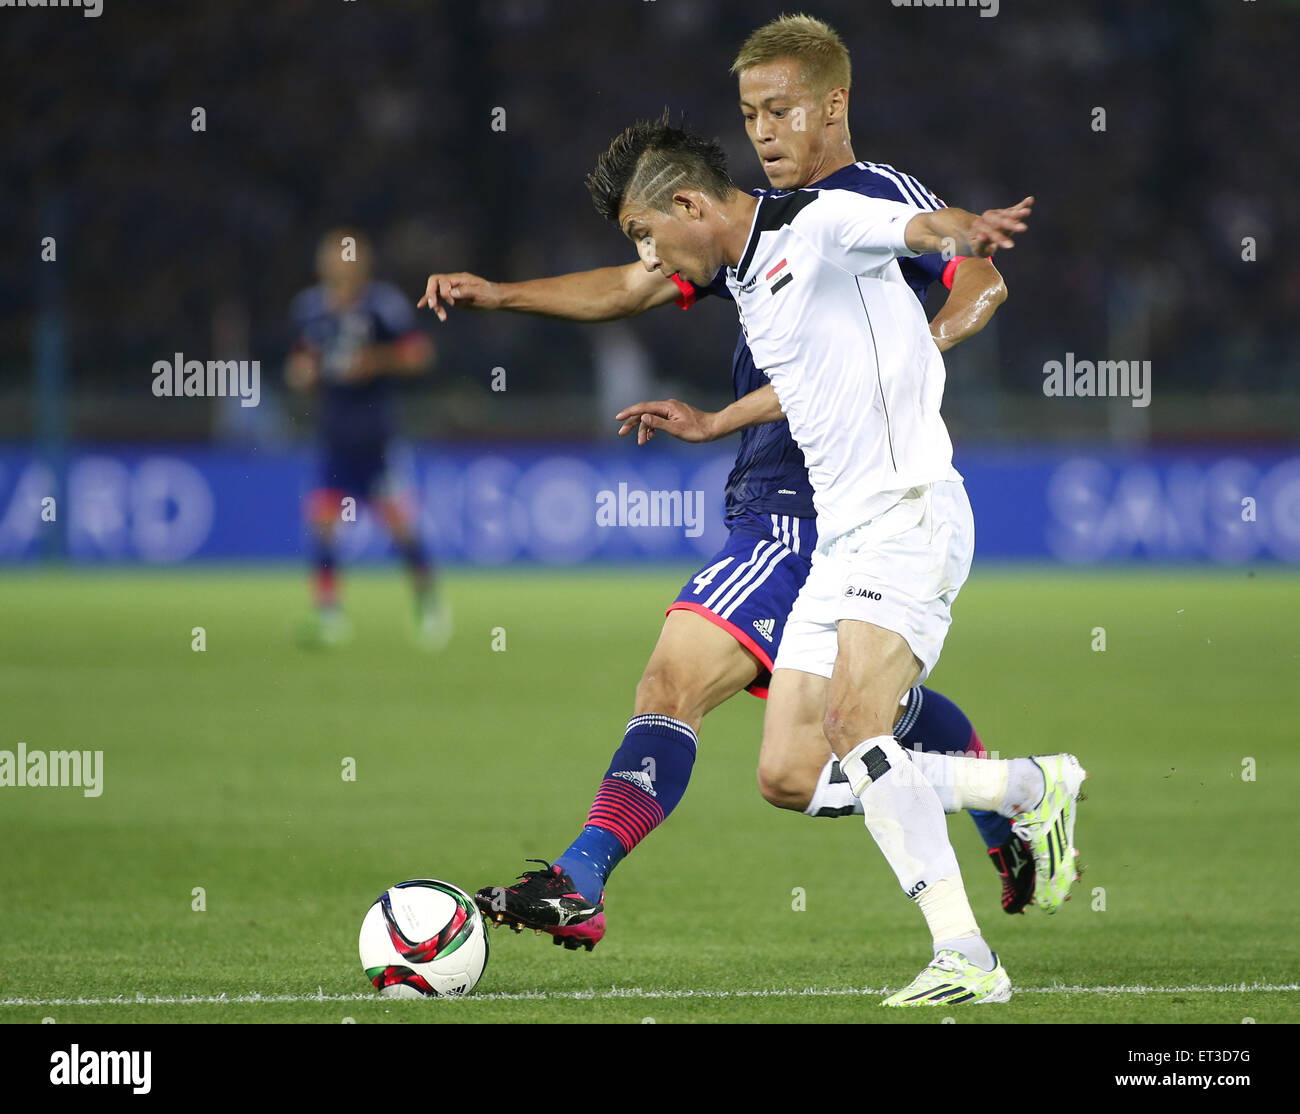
left=423, top=16, right=1035, bottom=949
left=287, top=228, right=448, bottom=649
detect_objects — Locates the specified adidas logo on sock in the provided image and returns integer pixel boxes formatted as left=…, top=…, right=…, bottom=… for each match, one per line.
left=752, top=618, right=776, bottom=642
left=610, top=770, right=657, bottom=796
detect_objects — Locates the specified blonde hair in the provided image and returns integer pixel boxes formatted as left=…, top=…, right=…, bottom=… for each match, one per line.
left=731, top=13, right=851, bottom=96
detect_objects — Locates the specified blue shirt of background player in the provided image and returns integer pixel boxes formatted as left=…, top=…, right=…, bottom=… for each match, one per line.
left=677, top=162, right=957, bottom=530
left=289, top=280, right=419, bottom=447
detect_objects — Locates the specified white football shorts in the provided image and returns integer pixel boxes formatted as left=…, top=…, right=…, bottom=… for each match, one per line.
left=772, top=479, right=975, bottom=684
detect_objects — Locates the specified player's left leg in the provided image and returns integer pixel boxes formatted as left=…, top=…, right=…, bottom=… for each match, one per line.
left=756, top=667, right=834, bottom=811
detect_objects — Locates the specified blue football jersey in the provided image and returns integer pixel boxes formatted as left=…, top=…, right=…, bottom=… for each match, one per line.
left=289, top=280, right=420, bottom=445
left=677, top=162, right=960, bottom=524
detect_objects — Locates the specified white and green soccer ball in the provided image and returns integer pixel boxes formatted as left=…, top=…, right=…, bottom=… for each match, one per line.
left=359, top=879, right=489, bottom=998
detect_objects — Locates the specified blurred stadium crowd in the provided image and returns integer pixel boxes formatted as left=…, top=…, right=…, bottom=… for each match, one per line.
left=2, top=0, right=1296, bottom=443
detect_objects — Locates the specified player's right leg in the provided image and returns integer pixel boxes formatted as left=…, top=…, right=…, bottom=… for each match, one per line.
left=475, top=607, right=761, bottom=949
left=298, top=485, right=351, bottom=647
left=826, top=618, right=1011, bottom=1002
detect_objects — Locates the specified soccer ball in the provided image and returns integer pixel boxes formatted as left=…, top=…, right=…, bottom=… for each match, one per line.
left=359, top=879, right=489, bottom=998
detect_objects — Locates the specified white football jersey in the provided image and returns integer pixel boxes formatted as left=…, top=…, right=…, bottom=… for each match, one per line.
left=724, top=188, right=959, bottom=544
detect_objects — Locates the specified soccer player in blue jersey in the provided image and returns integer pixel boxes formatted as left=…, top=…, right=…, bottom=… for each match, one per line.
left=420, top=16, right=1032, bottom=948
left=288, top=229, right=449, bottom=649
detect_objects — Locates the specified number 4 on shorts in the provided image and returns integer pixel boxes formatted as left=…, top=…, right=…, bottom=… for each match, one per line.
left=692, top=558, right=734, bottom=595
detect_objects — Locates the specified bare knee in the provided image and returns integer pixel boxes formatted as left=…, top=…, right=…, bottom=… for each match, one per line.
left=757, top=764, right=814, bottom=811
left=756, top=748, right=817, bottom=812
left=822, top=703, right=860, bottom=756
left=823, top=695, right=899, bottom=755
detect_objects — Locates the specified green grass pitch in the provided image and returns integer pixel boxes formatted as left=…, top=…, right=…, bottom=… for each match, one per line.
left=0, top=565, right=1296, bottom=1024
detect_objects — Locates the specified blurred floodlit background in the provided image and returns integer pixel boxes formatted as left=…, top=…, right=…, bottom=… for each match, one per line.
left=2, top=0, right=1297, bottom=566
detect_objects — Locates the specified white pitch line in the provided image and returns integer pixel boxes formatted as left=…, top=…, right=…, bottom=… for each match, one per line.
left=1, top=983, right=1296, bottom=1007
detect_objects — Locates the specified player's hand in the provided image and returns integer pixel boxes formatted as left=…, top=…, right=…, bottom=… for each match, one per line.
left=417, top=271, right=502, bottom=321
left=342, top=347, right=378, bottom=383
left=615, top=398, right=718, bottom=446
left=968, top=196, right=1034, bottom=257
left=285, top=349, right=321, bottom=391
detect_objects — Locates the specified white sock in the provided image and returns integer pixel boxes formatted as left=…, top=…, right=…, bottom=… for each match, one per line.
left=904, top=750, right=961, bottom=813
left=904, top=753, right=1024, bottom=811
left=803, top=758, right=864, bottom=818
left=997, top=758, right=1046, bottom=818
left=934, top=931, right=996, bottom=972
left=914, top=875, right=982, bottom=951
left=840, top=735, right=960, bottom=897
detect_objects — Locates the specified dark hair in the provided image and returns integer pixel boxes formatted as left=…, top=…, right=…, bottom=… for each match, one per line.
left=586, top=111, right=736, bottom=224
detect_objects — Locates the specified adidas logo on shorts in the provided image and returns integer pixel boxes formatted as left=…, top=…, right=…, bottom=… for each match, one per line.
left=752, top=618, right=776, bottom=642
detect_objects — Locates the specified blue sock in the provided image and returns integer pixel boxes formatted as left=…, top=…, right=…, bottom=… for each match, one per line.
left=967, top=808, right=1013, bottom=849
left=555, top=826, right=624, bottom=906
left=556, top=714, right=698, bottom=903
left=895, top=687, right=1012, bottom=850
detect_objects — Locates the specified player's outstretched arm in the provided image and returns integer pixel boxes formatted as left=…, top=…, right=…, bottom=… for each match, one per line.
left=616, top=385, right=784, bottom=446
left=928, top=258, right=1007, bottom=353
left=905, top=197, right=1034, bottom=259
left=418, top=263, right=680, bottom=323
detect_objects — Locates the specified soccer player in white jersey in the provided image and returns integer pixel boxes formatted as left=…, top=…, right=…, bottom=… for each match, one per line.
left=427, top=18, right=1040, bottom=954
left=587, top=119, right=1086, bottom=1005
